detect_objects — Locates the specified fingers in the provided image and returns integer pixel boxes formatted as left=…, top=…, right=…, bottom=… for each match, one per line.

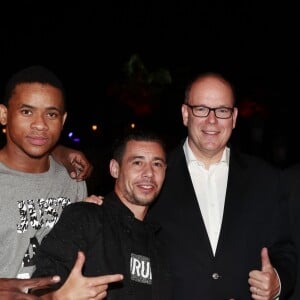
left=54, top=251, right=123, bottom=299
left=95, top=291, right=108, bottom=299
left=87, top=274, right=123, bottom=299
left=94, top=274, right=124, bottom=285
left=248, top=248, right=279, bottom=299
left=84, top=195, right=103, bottom=205
left=250, top=286, right=265, bottom=298
left=261, top=247, right=272, bottom=272
left=69, top=161, right=84, bottom=181
left=71, top=157, right=94, bottom=181
left=0, top=290, right=40, bottom=300
left=0, top=276, right=61, bottom=300
left=71, top=251, right=86, bottom=275
left=0, top=277, right=60, bottom=292
left=26, top=275, right=61, bottom=291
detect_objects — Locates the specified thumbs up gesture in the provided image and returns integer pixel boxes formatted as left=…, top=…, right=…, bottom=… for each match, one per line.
left=248, top=247, right=280, bottom=299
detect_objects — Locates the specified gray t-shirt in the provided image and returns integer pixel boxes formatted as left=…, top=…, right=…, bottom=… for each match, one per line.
left=0, top=155, right=87, bottom=278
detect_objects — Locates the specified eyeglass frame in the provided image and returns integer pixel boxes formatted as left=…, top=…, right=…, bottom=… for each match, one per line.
left=185, top=104, right=234, bottom=119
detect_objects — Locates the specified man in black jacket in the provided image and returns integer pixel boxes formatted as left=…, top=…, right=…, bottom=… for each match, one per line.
left=32, top=130, right=170, bottom=300
left=147, top=72, right=296, bottom=300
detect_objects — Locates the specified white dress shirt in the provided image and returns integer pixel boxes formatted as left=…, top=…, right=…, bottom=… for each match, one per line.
left=183, top=138, right=230, bottom=255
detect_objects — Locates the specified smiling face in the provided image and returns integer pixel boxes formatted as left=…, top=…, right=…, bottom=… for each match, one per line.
left=0, top=83, right=67, bottom=166
left=182, top=75, right=238, bottom=164
left=110, top=140, right=166, bottom=219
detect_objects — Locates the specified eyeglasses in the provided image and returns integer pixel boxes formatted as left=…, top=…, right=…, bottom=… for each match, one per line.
left=185, top=104, right=234, bottom=119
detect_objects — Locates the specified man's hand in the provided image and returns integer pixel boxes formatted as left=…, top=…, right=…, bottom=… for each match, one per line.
left=0, top=276, right=60, bottom=300
left=51, top=145, right=93, bottom=181
left=35, top=251, right=123, bottom=300
left=248, top=247, right=280, bottom=299
left=84, top=195, right=104, bottom=205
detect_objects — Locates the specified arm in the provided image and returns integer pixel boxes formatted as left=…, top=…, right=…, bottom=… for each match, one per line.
left=51, top=145, right=93, bottom=181
left=32, top=204, right=122, bottom=299
left=0, top=276, right=60, bottom=300
left=32, top=252, right=123, bottom=300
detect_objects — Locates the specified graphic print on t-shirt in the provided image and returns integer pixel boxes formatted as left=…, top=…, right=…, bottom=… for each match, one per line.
left=17, top=197, right=71, bottom=275
left=130, top=253, right=152, bottom=284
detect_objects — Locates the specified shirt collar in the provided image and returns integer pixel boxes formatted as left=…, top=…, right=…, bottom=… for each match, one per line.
left=183, top=137, right=230, bottom=166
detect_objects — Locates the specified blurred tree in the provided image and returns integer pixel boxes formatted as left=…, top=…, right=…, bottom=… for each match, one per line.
left=107, top=53, right=172, bottom=116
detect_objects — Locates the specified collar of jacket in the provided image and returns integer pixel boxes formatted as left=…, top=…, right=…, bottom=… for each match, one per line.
left=104, top=191, right=161, bottom=233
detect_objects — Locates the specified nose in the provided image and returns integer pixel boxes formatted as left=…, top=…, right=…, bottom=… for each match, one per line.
left=207, top=109, right=217, bottom=123
left=142, top=163, right=154, bottom=178
left=31, top=114, right=48, bottom=130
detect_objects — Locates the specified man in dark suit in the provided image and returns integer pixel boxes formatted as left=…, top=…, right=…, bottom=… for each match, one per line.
left=147, top=72, right=296, bottom=299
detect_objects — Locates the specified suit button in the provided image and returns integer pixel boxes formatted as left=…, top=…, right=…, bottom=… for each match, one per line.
left=212, top=273, right=220, bottom=280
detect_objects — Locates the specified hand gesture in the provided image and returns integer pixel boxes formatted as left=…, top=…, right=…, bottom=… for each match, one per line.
left=51, top=145, right=93, bottom=181
left=248, top=247, right=280, bottom=299
left=0, top=276, right=60, bottom=300
left=39, top=251, right=123, bottom=300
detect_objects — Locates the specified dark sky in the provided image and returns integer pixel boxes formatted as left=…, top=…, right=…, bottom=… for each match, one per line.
left=0, top=1, right=299, bottom=170
left=0, top=1, right=298, bottom=88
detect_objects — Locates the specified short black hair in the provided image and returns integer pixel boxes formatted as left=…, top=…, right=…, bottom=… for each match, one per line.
left=112, top=129, right=167, bottom=164
left=2, top=65, right=66, bottom=108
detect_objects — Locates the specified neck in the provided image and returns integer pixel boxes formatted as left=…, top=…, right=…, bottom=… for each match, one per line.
left=0, top=147, right=50, bottom=173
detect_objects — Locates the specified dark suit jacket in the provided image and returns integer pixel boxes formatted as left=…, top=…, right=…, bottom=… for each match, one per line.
left=147, top=143, right=296, bottom=300
left=282, top=164, right=300, bottom=300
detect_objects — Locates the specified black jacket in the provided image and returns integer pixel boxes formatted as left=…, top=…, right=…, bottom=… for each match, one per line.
left=147, top=144, right=296, bottom=300
left=33, top=192, right=171, bottom=300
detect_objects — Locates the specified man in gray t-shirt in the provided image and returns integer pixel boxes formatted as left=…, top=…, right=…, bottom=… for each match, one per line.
left=0, top=65, right=89, bottom=298
left=0, top=156, right=87, bottom=279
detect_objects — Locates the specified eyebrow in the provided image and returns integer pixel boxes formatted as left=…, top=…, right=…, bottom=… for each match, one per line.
left=128, top=155, right=166, bottom=162
left=19, top=103, right=63, bottom=112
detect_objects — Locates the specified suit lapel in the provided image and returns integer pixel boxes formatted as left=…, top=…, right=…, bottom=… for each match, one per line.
left=215, top=151, right=248, bottom=256
left=171, top=147, right=215, bottom=257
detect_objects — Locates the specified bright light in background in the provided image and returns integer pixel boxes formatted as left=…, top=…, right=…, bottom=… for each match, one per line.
left=92, top=125, right=98, bottom=131
left=2, top=128, right=6, bottom=134
left=67, top=131, right=80, bottom=143
left=130, top=123, right=136, bottom=129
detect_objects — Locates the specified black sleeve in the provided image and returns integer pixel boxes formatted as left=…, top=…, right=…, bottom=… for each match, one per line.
left=268, top=169, right=297, bottom=298
left=32, top=202, right=103, bottom=287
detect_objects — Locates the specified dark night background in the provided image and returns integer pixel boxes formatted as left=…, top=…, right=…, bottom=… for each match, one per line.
left=0, top=1, right=299, bottom=193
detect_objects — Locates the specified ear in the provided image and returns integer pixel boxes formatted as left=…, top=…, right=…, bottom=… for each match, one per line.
left=62, top=112, right=67, bottom=126
left=109, top=159, right=120, bottom=179
left=181, top=103, right=189, bottom=126
left=232, top=107, right=238, bottom=129
left=0, top=104, right=8, bottom=126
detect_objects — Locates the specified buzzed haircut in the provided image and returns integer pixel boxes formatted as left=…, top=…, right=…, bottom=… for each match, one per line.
left=2, top=65, right=66, bottom=108
left=112, top=129, right=167, bottom=164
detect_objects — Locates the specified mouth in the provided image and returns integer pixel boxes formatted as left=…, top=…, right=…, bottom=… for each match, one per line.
left=137, top=183, right=156, bottom=192
left=138, top=183, right=154, bottom=189
left=27, top=136, right=48, bottom=146
left=203, top=130, right=219, bottom=135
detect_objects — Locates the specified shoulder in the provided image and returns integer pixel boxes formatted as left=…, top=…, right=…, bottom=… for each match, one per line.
left=64, top=201, right=101, bottom=212
left=50, top=156, right=70, bottom=174
left=167, top=144, right=185, bottom=166
left=282, top=163, right=300, bottom=189
left=53, top=202, right=105, bottom=236
left=230, top=150, right=279, bottom=173
left=283, top=162, right=300, bottom=176
left=50, top=156, right=87, bottom=186
left=61, top=201, right=103, bottom=221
